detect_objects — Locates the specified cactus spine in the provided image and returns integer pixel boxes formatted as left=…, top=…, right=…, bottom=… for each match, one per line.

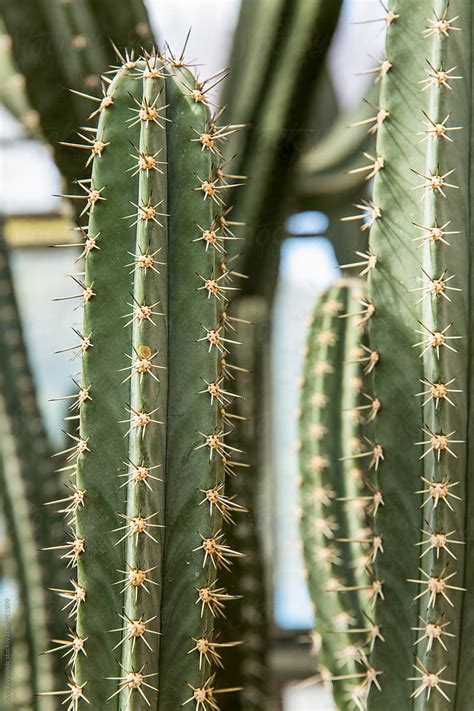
left=48, top=49, right=246, bottom=709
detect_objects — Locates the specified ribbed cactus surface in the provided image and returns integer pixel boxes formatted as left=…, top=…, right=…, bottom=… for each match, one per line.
left=299, top=280, right=383, bottom=710
left=48, top=51, right=246, bottom=709
left=335, top=1, right=473, bottom=708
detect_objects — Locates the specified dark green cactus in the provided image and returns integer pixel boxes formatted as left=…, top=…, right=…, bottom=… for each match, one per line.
left=316, top=1, right=474, bottom=708
left=0, top=225, right=67, bottom=708
left=299, top=280, right=382, bottom=710
left=221, top=0, right=343, bottom=300
left=0, top=403, right=54, bottom=708
left=1, top=0, right=154, bottom=208
left=47, top=49, right=248, bottom=709
left=215, top=296, right=272, bottom=711
left=295, top=82, right=382, bottom=215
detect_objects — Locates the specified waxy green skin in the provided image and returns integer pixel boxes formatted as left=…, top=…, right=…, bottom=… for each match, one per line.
left=53, top=54, right=244, bottom=710
left=356, top=1, right=474, bottom=709
left=299, top=282, right=373, bottom=711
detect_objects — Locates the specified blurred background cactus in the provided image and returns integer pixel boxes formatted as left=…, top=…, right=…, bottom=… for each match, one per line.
left=1, top=0, right=471, bottom=709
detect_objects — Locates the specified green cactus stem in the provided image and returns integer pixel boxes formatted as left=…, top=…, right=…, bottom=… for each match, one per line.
left=1, top=0, right=155, bottom=211
left=0, top=394, right=54, bottom=710
left=0, top=21, right=40, bottom=137
left=299, top=280, right=380, bottom=710
left=295, top=82, right=382, bottom=215
left=48, top=48, right=247, bottom=710
left=332, top=1, right=474, bottom=708
left=221, top=0, right=343, bottom=300
left=0, top=225, right=67, bottom=694
left=215, top=296, right=272, bottom=711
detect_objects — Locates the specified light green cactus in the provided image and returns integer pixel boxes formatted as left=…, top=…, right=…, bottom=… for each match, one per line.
left=298, top=280, right=383, bottom=710
left=311, top=1, right=473, bottom=708
left=46, top=49, right=248, bottom=710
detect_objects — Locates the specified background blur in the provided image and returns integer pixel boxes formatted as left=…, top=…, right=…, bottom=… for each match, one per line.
left=0, top=1, right=386, bottom=708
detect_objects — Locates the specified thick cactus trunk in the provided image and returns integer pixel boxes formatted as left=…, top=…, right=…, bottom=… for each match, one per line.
left=47, top=51, right=246, bottom=710
left=323, top=1, right=474, bottom=708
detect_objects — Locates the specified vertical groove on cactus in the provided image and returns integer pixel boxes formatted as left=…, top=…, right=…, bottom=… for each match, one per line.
left=159, top=62, right=243, bottom=710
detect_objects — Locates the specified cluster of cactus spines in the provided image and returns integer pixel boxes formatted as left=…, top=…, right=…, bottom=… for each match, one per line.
left=1, top=0, right=154, bottom=209
left=334, top=1, right=473, bottom=707
left=46, top=44, right=249, bottom=709
left=221, top=0, right=343, bottom=299
left=299, top=281, right=383, bottom=710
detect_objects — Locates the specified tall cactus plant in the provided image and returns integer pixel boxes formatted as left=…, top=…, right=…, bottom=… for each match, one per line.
left=46, top=49, right=247, bottom=709
left=299, top=280, right=382, bottom=710
left=365, top=1, right=472, bottom=707
left=306, top=1, right=473, bottom=708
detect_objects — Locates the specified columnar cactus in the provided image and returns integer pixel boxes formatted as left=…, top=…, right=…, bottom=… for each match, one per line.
left=47, top=50, right=247, bottom=709
left=331, top=0, right=473, bottom=708
left=299, top=281, right=381, bottom=710
left=0, top=227, right=66, bottom=708
left=221, top=0, right=343, bottom=299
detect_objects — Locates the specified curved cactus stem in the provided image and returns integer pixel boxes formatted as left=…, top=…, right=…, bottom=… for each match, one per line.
left=0, top=20, right=40, bottom=137
left=296, top=82, right=382, bottom=214
left=222, top=0, right=343, bottom=300
left=1, top=0, right=156, bottom=212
